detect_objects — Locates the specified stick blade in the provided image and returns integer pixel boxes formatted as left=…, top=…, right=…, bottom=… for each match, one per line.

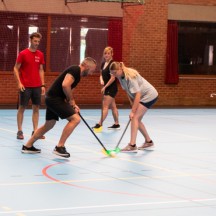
left=101, top=149, right=116, bottom=157
left=104, top=147, right=121, bottom=156
left=114, top=147, right=121, bottom=153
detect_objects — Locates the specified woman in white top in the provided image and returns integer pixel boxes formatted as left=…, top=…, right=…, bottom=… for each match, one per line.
left=109, top=61, right=158, bottom=152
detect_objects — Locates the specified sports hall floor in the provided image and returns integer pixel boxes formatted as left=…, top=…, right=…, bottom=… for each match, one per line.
left=0, top=108, right=216, bottom=216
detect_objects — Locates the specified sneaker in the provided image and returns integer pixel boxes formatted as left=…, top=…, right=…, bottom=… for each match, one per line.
left=53, top=146, right=70, bottom=158
left=121, top=144, right=138, bottom=153
left=138, top=140, right=154, bottom=150
left=21, top=145, right=41, bottom=154
left=17, top=131, right=24, bottom=139
left=92, top=123, right=102, bottom=129
left=108, top=124, right=121, bottom=130
left=32, top=131, right=45, bottom=139
left=92, top=124, right=102, bottom=132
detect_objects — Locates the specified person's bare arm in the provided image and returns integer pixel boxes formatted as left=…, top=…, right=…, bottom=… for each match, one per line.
left=62, top=73, right=76, bottom=106
left=129, top=92, right=141, bottom=119
left=101, top=75, right=115, bottom=94
left=39, top=64, right=45, bottom=95
left=13, top=63, right=25, bottom=92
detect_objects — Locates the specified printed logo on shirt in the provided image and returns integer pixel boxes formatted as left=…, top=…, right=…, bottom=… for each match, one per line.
left=35, top=56, right=40, bottom=62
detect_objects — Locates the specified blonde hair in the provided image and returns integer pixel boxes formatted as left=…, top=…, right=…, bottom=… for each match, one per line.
left=109, top=61, right=139, bottom=80
left=103, top=46, right=113, bottom=55
left=81, top=57, right=97, bottom=67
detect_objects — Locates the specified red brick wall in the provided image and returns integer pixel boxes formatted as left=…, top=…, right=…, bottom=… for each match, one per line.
left=1, top=0, right=216, bottom=107
left=0, top=73, right=18, bottom=106
left=168, top=0, right=216, bottom=5
left=122, top=0, right=216, bottom=106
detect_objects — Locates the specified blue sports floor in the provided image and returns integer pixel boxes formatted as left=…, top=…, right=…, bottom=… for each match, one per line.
left=0, top=108, right=216, bottom=216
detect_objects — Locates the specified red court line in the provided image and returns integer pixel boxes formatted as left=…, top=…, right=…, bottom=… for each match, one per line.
left=42, top=162, right=177, bottom=199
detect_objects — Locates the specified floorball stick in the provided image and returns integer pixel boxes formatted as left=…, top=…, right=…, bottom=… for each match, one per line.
left=79, top=113, right=116, bottom=157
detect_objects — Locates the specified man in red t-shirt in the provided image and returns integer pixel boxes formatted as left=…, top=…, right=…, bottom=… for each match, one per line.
left=14, top=32, right=45, bottom=140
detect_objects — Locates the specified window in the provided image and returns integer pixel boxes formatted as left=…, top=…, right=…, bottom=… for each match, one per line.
left=0, top=12, right=47, bottom=71
left=178, top=21, right=216, bottom=75
left=50, top=15, right=109, bottom=72
left=0, top=12, right=122, bottom=72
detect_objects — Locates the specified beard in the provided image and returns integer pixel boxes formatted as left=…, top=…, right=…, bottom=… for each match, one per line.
left=82, top=69, right=89, bottom=77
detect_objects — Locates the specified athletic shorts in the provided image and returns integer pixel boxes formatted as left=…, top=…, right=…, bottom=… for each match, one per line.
left=19, top=87, right=41, bottom=106
left=140, top=97, right=158, bottom=109
left=104, top=88, right=117, bottom=98
left=45, top=96, right=76, bottom=121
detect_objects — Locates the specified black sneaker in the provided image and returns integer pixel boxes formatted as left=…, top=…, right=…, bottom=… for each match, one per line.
left=92, top=124, right=102, bottom=129
left=53, top=146, right=70, bottom=158
left=21, top=145, right=41, bottom=154
left=108, top=124, right=121, bottom=130
left=17, top=131, right=24, bottom=139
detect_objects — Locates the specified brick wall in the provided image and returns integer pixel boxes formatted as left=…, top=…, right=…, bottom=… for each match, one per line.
left=0, top=73, right=18, bottom=106
left=122, top=0, right=216, bottom=106
left=1, top=0, right=216, bottom=107
left=169, top=0, right=216, bottom=5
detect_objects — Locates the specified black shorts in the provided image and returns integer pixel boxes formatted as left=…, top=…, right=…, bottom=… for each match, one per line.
left=104, top=88, right=118, bottom=98
left=45, top=96, right=76, bottom=121
left=140, top=97, right=158, bottom=109
left=19, top=87, right=41, bottom=106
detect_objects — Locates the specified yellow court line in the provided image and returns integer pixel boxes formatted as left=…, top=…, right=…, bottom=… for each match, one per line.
left=0, top=206, right=25, bottom=216
left=73, top=145, right=189, bottom=175
left=0, top=207, right=26, bottom=216
left=0, top=127, right=213, bottom=184
left=0, top=127, right=206, bottom=177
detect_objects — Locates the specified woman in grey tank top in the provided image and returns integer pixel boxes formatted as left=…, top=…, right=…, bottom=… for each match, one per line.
left=110, top=61, right=158, bottom=152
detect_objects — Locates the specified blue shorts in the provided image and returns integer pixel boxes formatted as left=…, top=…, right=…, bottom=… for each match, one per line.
left=140, top=97, right=158, bottom=109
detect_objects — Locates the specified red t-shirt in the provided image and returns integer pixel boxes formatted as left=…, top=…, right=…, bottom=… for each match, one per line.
left=16, top=48, right=45, bottom=87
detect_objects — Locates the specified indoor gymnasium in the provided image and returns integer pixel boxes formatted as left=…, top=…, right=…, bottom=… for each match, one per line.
left=0, top=0, right=216, bottom=216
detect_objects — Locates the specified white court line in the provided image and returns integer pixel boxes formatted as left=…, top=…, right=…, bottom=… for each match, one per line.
left=0, top=127, right=211, bottom=176
left=0, top=122, right=211, bottom=142
left=147, top=126, right=213, bottom=141
left=0, top=112, right=215, bottom=141
left=0, top=198, right=216, bottom=214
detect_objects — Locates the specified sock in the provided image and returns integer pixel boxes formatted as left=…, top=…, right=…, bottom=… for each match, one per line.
left=130, top=144, right=136, bottom=147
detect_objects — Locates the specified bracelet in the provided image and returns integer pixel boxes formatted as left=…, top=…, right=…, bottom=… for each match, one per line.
left=41, top=85, right=46, bottom=87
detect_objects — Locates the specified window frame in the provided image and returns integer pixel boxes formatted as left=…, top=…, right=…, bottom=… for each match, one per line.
left=178, top=21, right=216, bottom=76
left=0, top=11, right=122, bottom=73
